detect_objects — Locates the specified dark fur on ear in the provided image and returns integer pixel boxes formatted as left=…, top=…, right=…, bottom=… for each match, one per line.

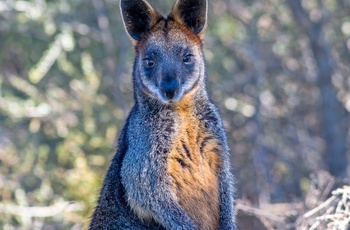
left=120, top=0, right=163, bottom=41
left=169, top=0, right=208, bottom=35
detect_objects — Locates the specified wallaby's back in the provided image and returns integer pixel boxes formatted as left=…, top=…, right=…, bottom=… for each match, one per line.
left=90, top=0, right=236, bottom=229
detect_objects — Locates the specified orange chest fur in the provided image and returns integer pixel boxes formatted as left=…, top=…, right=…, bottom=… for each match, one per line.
left=167, top=110, right=221, bottom=230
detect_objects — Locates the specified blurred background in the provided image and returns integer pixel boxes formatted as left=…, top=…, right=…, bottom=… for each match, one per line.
left=0, top=0, right=349, bottom=229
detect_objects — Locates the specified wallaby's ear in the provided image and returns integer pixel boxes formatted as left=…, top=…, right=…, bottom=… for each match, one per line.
left=169, top=0, right=208, bottom=35
left=120, top=0, right=162, bottom=41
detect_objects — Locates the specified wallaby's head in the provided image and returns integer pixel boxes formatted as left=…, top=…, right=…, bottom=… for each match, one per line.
left=120, top=0, right=208, bottom=104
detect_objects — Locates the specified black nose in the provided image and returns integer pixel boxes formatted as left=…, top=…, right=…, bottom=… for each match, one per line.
left=160, top=80, right=179, bottom=100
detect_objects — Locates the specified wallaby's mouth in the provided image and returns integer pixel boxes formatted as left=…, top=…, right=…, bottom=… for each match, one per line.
left=158, top=76, right=201, bottom=104
left=158, top=79, right=182, bottom=102
left=158, top=88, right=182, bottom=103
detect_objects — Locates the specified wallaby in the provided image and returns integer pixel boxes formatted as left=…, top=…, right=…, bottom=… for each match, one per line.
left=89, top=0, right=236, bottom=229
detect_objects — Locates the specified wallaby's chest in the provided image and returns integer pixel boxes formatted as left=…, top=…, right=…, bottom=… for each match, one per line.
left=167, top=111, right=221, bottom=230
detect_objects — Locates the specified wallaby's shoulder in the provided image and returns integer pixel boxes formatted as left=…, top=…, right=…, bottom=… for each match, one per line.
left=90, top=112, right=166, bottom=229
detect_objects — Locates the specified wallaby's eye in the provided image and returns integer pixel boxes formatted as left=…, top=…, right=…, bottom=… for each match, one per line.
left=144, top=58, right=155, bottom=67
left=183, top=54, right=193, bottom=64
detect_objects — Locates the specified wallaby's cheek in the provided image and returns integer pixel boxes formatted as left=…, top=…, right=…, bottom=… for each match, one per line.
left=134, top=60, right=159, bottom=98
left=181, top=62, right=203, bottom=95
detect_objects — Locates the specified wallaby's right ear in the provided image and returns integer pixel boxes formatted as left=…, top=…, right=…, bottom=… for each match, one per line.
left=120, top=0, right=162, bottom=41
left=169, top=0, right=207, bottom=35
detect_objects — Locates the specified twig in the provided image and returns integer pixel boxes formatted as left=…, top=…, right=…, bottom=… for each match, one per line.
left=0, top=202, right=85, bottom=218
left=236, top=203, right=285, bottom=223
left=303, top=195, right=337, bottom=218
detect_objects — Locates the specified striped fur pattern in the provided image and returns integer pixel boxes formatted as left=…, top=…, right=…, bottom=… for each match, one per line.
left=89, top=0, right=236, bottom=229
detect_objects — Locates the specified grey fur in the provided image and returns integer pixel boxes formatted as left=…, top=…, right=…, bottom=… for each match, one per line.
left=89, top=0, right=236, bottom=229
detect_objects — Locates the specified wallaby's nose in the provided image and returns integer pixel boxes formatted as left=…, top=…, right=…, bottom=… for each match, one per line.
left=160, top=80, right=179, bottom=100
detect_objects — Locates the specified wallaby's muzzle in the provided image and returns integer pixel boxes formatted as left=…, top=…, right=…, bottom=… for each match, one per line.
left=160, top=79, right=180, bottom=100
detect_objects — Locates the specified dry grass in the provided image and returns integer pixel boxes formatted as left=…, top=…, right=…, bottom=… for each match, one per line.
left=236, top=184, right=350, bottom=230
left=298, top=186, right=350, bottom=230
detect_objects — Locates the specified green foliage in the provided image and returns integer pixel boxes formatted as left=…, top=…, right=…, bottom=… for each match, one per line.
left=0, top=0, right=126, bottom=227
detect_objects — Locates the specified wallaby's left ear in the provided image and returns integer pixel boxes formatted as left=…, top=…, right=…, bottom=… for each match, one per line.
left=169, top=0, right=208, bottom=35
left=120, top=0, right=162, bottom=41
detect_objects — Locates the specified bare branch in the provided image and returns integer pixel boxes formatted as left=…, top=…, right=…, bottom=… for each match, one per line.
left=0, top=202, right=85, bottom=218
